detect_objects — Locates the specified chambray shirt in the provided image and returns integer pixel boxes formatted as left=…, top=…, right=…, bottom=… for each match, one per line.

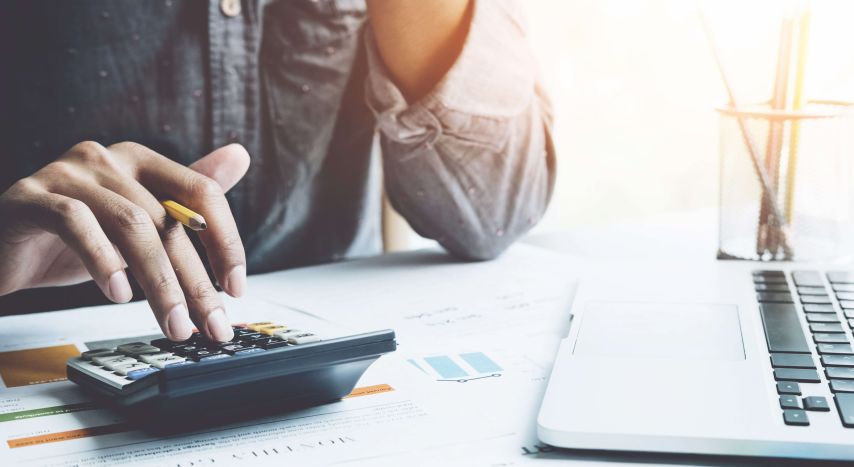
left=0, top=0, right=554, bottom=312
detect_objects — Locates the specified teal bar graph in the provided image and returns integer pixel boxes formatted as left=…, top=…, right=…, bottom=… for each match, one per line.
left=460, top=352, right=503, bottom=373
left=424, top=356, right=468, bottom=379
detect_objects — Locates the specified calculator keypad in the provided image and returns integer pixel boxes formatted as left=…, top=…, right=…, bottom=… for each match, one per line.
left=68, top=322, right=322, bottom=388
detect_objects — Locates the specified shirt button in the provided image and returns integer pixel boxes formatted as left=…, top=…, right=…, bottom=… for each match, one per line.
left=220, top=0, right=241, bottom=17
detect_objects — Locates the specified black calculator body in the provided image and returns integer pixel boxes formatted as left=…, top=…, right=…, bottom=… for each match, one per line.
left=67, top=322, right=396, bottom=431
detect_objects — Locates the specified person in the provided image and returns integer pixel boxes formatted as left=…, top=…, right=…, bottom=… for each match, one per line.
left=0, top=0, right=555, bottom=342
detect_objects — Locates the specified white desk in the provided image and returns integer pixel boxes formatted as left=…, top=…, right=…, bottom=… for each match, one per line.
left=1, top=208, right=835, bottom=466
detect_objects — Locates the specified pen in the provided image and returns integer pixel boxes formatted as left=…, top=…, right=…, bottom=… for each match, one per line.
left=161, top=200, right=207, bottom=231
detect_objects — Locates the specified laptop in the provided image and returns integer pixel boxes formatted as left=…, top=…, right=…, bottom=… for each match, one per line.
left=537, top=259, right=854, bottom=461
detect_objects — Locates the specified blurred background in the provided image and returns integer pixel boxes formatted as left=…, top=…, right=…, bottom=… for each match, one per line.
left=387, top=0, right=854, bottom=250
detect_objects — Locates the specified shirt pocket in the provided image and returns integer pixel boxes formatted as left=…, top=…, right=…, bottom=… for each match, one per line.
left=260, top=0, right=366, bottom=178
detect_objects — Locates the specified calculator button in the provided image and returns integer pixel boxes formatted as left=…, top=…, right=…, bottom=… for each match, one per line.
left=92, top=354, right=130, bottom=366
left=139, top=352, right=174, bottom=363
left=81, top=349, right=117, bottom=361
left=117, top=342, right=162, bottom=356
left=258, top=325, right=288, bottom=335
left=187, top=349, right=231, bottom=362
left=287, top=333, right=321, bottom=345
left=170, top=345, right=201, bottom=356
left=259, top=337, right=291, bottom=349
left=103, top=357, right=141, bottom=371
left=150, top=338, right=191, bottom=350
left=247, top=322, right=275, bottom=332
left=126, top=367, right=160, bottom=380
left=236, top=332, right=264, bottom=342
left=112, top=362, right=151, bottom=375
left=220, top=344, right=264, bottom=355
left=272, top=329, right=301, bottom=339
left=150, top=355, right=188, bottom=369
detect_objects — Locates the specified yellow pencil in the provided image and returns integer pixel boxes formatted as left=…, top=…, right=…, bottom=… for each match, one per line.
left=785, top=6, right=811, bottom=224
left=161, top=200, right=207, bottom=231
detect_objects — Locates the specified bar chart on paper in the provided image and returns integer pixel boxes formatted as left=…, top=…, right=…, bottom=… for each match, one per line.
left=409, top=352, right=504, bottom=383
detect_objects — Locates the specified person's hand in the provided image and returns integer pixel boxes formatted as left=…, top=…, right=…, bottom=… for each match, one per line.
left=0, top=141, right=250, bottom=342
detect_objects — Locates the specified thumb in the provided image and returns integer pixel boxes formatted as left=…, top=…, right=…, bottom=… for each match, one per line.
left=189, top=143, right=250, bottom=192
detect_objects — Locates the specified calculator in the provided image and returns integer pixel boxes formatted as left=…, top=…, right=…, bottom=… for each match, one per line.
left=67, top=321, right=396, bottom=428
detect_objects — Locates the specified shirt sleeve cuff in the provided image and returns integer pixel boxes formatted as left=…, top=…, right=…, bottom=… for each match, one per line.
left=364, top=0, right=537, bottom=146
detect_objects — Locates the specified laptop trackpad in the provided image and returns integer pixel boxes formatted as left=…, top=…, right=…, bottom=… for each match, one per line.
left=572, top=302, right=745, bottom=360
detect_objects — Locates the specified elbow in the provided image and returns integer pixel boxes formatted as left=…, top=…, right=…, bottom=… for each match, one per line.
left=439, top=223, right=525, bottom=262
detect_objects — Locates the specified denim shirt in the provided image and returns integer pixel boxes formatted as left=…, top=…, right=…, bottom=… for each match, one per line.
left=0, top=0, right=555, bottom=311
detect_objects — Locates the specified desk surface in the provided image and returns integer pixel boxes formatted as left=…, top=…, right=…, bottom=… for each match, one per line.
left=0, top=208, right=840, bottom=466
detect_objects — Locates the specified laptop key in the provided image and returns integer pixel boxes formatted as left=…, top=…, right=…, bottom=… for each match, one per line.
left=822, top=355, right=854, bottom=367
left=793, top=271, right=824, bottom=287
left=827, top=367, right=854, bottom=380
left=839, top=300, right=854, bottom=309
left=754, top=276, right=788, bottom=285
left=801, top=296, right=832, bottom=305
left=757, top=292, right=793, bottom=303
left=835, top=393, right=854, bottom=427
left=834, top=284, right=854, bottom=293
left=756, top=284, right=791, bottom=292
left=759, top=303, right=811, bottom=353
left=777, top=381, right=801, bottom=395
left=831, top=380, right=854, bottom=393
left=804, top=396, right=830, bottom=411
left=779, top=395, right=801, bottom=409
left=837, top=292, right=854, bottom=301
left=773, top=368, right=820, bottom=383
left=813, top=333, right=850, bottom=344
left=806, top=313, right=839, bottom=323
left=783, top=409, right=810, bottom=426
left=818, top=343, right=854, bottom=355
left=809, top=323, right=844, bottom=333
left=770, top=353, right=815, bottom=369
left=798, top=286, right=829, bottom=296
left=828, top=272, right=854, bottom=284
left=803, top=304, right=836, bottom=313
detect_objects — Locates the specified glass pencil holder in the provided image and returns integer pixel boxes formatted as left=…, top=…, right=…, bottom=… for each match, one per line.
left=717, top=101, right=854, bottom=262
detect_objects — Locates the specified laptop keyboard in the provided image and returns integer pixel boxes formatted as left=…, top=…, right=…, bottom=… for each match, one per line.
left=754, top=270, right=854, bottom=428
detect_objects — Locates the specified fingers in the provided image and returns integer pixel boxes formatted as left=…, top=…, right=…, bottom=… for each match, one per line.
left=52, top=180, right=193, bottom=341
left=6, top=182, right=132, bottom=303
left=122, top=143, right=248, bottom=298
left=100, top=174, right=233, bottom=342
left=188, top=144, right=251, bottom=192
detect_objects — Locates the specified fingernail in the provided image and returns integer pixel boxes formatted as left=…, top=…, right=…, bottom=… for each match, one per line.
left=205, top=308, right=234, bottom=342
left=225, top=265, right=247, bottom=297
left=166, top=304, right=194, bottom=341
left=107, top=270, right=133, bottom=303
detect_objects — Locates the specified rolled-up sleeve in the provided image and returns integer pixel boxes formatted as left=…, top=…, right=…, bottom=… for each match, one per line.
left=364, top=0, right=555, bottom=260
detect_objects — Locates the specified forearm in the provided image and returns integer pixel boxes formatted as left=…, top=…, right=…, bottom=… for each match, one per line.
left=366, top=0, right=473, bottom=101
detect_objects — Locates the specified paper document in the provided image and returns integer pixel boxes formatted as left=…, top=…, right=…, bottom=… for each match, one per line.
left=0, top=244, right=581, bottom=465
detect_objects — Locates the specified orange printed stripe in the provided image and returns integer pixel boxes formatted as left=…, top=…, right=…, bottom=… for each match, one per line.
left=344, top=384, right=394, bottom=399
left=7, top=423, right=129, bottom=449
